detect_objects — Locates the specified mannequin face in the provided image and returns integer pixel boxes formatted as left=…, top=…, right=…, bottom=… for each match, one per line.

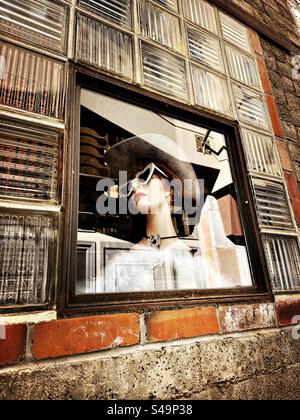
left=132, top=175, right=170, bottom=214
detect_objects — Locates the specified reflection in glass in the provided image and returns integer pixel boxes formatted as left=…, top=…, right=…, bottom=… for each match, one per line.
left=0, top=212, right=57, bottom=305
left=233, top=84, right=269, bottom=129
left=0, top=118, right=61, bottom=201
left=141, top=42, right=189, bottom=101
left=264, top=235, right=300, bottom=291
left=241, top=129, right=282, bottom=178
left=192, top=65, right=232, bottom=115
left=76, top=15, right=134, bottom=81
left=0, top=43, right=65, bottom=119
left=226, top=45, right=259, bottom=88
left=0, top=0, right=68, bottom=54
left=182, top=0, right=218, bottom=34
left=152, top=0, right=178, bottom=12
left=220, top=12, right=251, bottom=52
left=140, top=0, right=182, bottom=53
left=253, top=178, right=294, bottom=230
left=76, top=89, right=253, bottom=294
left=188, top=28, right=225, bottom=73
left=79, top=0, right=132, bottom=28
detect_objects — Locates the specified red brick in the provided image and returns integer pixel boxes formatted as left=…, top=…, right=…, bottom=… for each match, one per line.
left=250, top=29, right=263, bottom=56
left=257, top=56, right=273, bottom=95
left=0, top=324, right=27, bottom=366
left=32, top=314, right=140, bottom=360
left=277, top=141, right=293, bottom=172
left=276, top=300, right=300, bottom=327
left=220, top=304, right=277, bottom=334
left=146, top=307, right=219, bottom=343
left=285, top=172, right=300, bottom=224
left=265, top=95, right=285, bottom=138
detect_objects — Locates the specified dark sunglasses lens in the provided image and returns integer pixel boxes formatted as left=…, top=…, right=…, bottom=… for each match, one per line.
left=138, top=168, right=152, bottom=183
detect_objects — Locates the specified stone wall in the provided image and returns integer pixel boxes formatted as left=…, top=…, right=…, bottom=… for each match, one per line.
left=1, top=328, right=300, bottom=400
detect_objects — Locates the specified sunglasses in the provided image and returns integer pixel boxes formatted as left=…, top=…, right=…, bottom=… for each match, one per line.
left=118, top=163, right=169, bottom=198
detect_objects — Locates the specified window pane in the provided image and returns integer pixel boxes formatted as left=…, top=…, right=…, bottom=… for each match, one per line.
left=76, top=89, right=254, bottom=294
left=220, top=12, right=251, bottom=52
left=241, top=129, right=282, bottom=178
left=253, top=178, right=294, bottom=230
left=141, top=42, right=189, bottom=101
left=76, top=15, right=134, bottom=82
left=233, top=84, right=269, bottom=129
left=226, top=45, right=259, bottom=88
left=0, top=211, right=57, bottom=305
left=0, top=43, right=65, bottom=119
left=140, top=0, right=182, bottom=53
left=78, top=0, right=132, bottom=28
left=188, top=27, right=225, bottom=73
left=0, top=118, right=61, bottom=201
left=264, top=235, right=300, bottom=291
left=182, top=0, right=218, bottom=34
left=152, top=0, right=178, bottom=12
left=0, top=0, right=68, bottom=54
left=192, top=65, right=232, bottom=115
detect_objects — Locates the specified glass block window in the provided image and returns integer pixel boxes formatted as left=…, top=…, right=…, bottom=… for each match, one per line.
left=226, top=45, right=259, bottom=88
left=78, top=0, right=132, bottom=28
left=253, top=178, right=294, bottom=230
left=182, top=0, right=218, bottom=35
left=233, top=84, right=269, bottom=129
left=264, top=235, right=300, bottom=291
left=0, top=43, right=65, bottom=119
left=220, top=12, right=251, bottom=52
left=141, top=42, right=189, bottom=101
left=0, top=0, right=68, bottom=55
left=0, top=211, right=58, bottom=305
left=192, top=65, right=232, bottom=115
left=241, top=129, right=282, bottom=178
left=0, top=118, right=61, bottom=202
left=153, top=0, right=178, bottom=12
left=139, top=0, right=182, bottom=53
left=76, top=15, right=134, bottom=82
left=188, top=28, right=225, bottom=73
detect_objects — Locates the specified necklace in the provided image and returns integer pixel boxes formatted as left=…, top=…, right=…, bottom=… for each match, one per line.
left=146, top=234, right=179, bottom=248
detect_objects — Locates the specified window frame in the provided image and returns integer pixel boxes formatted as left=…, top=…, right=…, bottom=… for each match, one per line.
left=58, top=64, right=273, bottom=316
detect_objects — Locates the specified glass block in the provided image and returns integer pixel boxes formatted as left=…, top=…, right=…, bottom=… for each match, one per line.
left=152, top=0, right=178, bottom=12
left=188, top=27, right=224, bottom=73
left=253, top=178, right=293, bottom=230
left=0, top=0, right=68, bottom=54
left=140, top=0, right=182, bottom=53
left=182, top=0, right=218, bottom=34
left=0, top=118, right=61, bottom=202
left=241, top=128, right=281, bottom=178
left=226, top=45, right=259, bottom=88
left=79, top=0, right=132, bottom=28
left=264, top=234, right=300, bottom=291
left=220, top=12, right=251, bottom=52
left=192, top=65, right=232, bottom=115
left=233, top=84, right=269, bottom=129
left=77, top=15, right=133, bottom=81
left=141, top=42, right=189, bottom=101
left=0, top=211, right=58, bottom=305
left=0, top=43, right=65, bottom=119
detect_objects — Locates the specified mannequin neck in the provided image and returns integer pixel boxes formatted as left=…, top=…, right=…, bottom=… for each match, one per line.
left=146, top=201, right=177, bottom=238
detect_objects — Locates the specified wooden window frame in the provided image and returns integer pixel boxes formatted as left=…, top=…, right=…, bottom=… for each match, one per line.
left=58, top=64, right=273, bottom=316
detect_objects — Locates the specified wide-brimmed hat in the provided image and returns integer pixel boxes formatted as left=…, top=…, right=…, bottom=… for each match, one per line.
left=104, top=134, right=220, bottom=197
